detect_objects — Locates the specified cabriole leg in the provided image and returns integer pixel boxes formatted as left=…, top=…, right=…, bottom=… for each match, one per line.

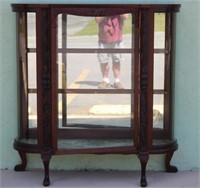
left=14, top=150, right=27, bottom=171
left=165, top=151, right=178, bottom=172
left=138, top=152, right=149, bottom=187
left=41, top=153, right=51, bottom=186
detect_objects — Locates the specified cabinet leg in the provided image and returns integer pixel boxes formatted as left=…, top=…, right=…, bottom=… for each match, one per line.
left=41, top=154, right=51, bottom=186
left=138, top=152, right=149, bottom=187
left=14, top=151, right=27, bottom=171
left=165, top=151, right=178, bottom=172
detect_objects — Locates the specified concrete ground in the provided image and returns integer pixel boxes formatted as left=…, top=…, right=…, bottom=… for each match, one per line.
left=0, top=169, right=199, bottom=188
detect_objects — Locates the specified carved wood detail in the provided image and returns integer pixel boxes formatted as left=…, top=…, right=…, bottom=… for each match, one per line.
left=140, top=9, right=150, bottom=151
left=40, top=9, right=52, bottom=152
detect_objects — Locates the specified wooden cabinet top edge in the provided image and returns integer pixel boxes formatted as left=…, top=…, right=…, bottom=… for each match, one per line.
left=11, top=4, right=181, bottom=12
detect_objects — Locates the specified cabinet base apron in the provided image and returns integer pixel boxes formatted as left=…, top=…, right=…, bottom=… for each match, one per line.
left=14, top=138, right=178, bottom=187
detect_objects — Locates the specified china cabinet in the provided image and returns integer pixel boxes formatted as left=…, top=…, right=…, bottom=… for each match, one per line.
left=11, top=4, right=181, bottom=187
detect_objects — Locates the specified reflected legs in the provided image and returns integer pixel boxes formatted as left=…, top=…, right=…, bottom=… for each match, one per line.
left=100, top=62, right=110, bottom=80
left=112, top=61, right=121, bottom=81
left=99, top=61, right=121, bottom=83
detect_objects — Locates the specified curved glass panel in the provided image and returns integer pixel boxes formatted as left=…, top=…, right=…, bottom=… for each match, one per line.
left=154, top=13, right=165, bottom=49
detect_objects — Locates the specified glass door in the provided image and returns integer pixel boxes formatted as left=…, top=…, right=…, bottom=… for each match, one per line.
left=53, top=9, right=139, bottom=152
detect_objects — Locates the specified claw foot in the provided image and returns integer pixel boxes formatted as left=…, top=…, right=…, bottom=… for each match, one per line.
left=14, top=151, right=27, bottom=171
left=14, top=164, right=26, bottom=171
left=165, top=151, right=178, bottom=173
left=43, top=177, right=50, bottom=186
left=140, top=176, right=147, bottom=187
left=166, top=165, right=178, bottom=173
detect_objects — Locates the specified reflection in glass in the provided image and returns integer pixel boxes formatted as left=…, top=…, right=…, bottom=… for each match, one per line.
left=154, top=54, right=165, bottom=89
left=153, top=94, right=164, bottom=129
left=27, top=13, right=36, bottom=48
left=28, top=53, right=37, bottom=88
left=58, top=94, right=132, bottom=128
left=57, top=14, right=133, bottom=49
left=56, top=14, right=134, bottom=134
left=57, top=53, right=132, bottom=89
left=154, top=13, right=165, bottom=49
left=28, top=93, right=37, bottom=129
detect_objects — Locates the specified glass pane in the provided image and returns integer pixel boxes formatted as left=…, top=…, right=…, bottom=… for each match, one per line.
left=153, top=94, right=164, bottom=129
left=56, top=13, right=135, bottom=147
left=154, top=54, right=165, bottom=89
left=57, top=53, right=132, bottom=90
left=27, top=13, right=36, bottom=48
left=58, top=94, right=132, bottom=128
left=28, top=93, right=37, bottom=141
left=154, top=13, right=165, bottom=49
left=57, top=14, right=133, bottom=48
left=28, top=53, right=37, bottom=88
left=28, top=93, right=37, bottom=127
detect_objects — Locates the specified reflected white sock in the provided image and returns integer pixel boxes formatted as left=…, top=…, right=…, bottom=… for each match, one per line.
left=103, top=78, right=110, bottom=83
left=115, top=78, right=120, bottom=83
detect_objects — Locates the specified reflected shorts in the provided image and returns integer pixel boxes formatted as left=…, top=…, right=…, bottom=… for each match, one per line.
left=97, top=42, right=125, bottom=64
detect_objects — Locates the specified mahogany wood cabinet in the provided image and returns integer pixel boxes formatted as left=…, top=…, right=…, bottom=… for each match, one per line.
left=11, top=4, right=181, bottom=187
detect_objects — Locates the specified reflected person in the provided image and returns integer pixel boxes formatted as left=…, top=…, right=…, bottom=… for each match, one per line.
left=95, top=14, right=129, bottom=89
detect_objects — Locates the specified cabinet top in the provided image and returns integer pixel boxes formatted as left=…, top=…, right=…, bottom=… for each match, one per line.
left=11, top=4, right=181, bottom=13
